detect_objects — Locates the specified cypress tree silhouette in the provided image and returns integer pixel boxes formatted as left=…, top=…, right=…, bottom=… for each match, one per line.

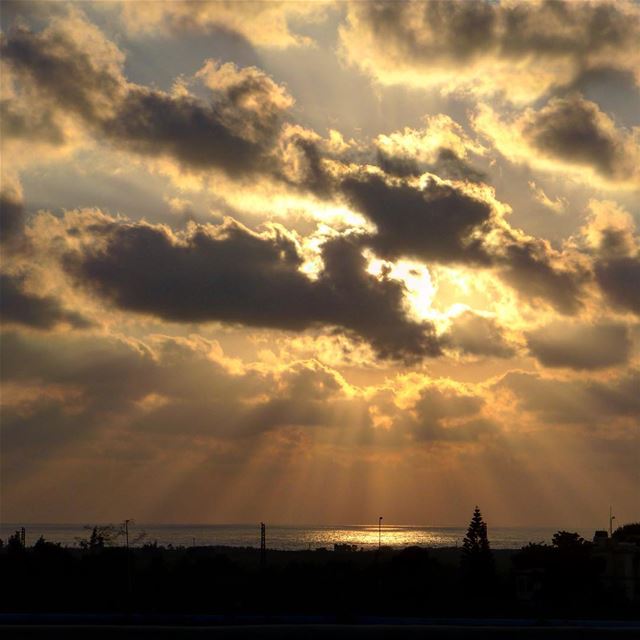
left=461, top=506, right=494, bottom=587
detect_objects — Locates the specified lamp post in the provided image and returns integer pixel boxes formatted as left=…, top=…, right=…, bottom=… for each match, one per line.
left=378, top=516, right=383, bottom=550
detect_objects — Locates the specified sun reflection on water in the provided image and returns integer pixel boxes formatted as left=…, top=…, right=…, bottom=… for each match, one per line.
left=299, top=525, right=459, bottom=550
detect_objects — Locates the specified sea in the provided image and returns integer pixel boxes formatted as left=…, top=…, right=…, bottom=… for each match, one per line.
left=0, top=523, right=596, bottom=551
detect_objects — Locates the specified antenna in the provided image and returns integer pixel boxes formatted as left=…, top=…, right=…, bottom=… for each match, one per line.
left=609, top=505, right=616, bottom=537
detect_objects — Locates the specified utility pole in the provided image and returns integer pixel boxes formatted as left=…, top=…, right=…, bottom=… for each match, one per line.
left=379, top=516, right=383, bottom=550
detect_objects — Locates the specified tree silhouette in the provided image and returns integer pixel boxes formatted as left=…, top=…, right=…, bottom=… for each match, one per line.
left=461, top=506, right=494, bottom=587
left=612, top=522, right=640, bottom=542
left=76, top=524, right=123, bottom=550
left=552, top=530, right=588, bottom=551
left=6, top=530, right=24, bottom=555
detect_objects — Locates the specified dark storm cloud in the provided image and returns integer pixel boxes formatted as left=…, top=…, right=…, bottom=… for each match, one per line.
left=340, top=172, right=492, bottom=264
left=1, top=21, right=290, bottom=180
left=0, top=23, right=124, bottom=122
left=63, top=217, right=440, bottom=360
left=335, top=170, right=588, bottom=314
left=314, top=235, right=441, bottom=359
left=594, top=256, right=640, bottom=315
left=104, top=86, right=271, bottom=176
left=337, top=171, right=587, bottom=314
left=521, top=95, right=637, bottom=182
left=0, top=273, right=92, bottom=330
left=497, top=240, right=585, bottom=315
left=375, top=151, right=421, bottom=179
left=342, top=1, right=640, bottom=89
left=63, top=219, right=310, bottom=326
left=0, top=10, right=607, bottom=325
left=526, top=322, right=631, bottom=370
left=443, top=311, right=516, bottom=359
left=0, top=188, right=26, bottom=248
left=498, top=369, right=640, bottom=426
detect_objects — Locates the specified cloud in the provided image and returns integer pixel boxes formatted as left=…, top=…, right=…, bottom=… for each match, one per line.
left=336, top=168, right=587, bottom=314
left=526, top=321, right=632, bottom=370
left=374, top=114, right=487, bottom=182
left=558, top=65, right=640, bottom=129
left=0, top=180, right=26, bottom=249
left=0, top=330, right=360, bottom=465
left=528, top=181, right=567, bottom=215
left=0, top=273, right=92, bottom=330
left=0, top=327, right=492, bottom=458
left=0, top=10, right=607, bottom=323
left=0, top=97, right=65, bottom=146
left=407, top=383, right=495, bottom=442
left=497, top=368, right=640, bottom=426
left=0, top=330, right=160, bottom=454
left=579, top=200, right=637, bottom=260
left=1, top=14, right=293, bottom=180
left=61, top=213, right=440, bottom=360
left=521, top=95, right=640, bottom=185
left=2, top=6, right=631, bottom=352
left=340, top=170, right=494, bottom=264
left=334, top=168, right=588, bottom=314
left=443, top=311, right=516, bottom=359
left=474, top=95, right=640, bottom=188
left=595, top=257, right=640, bottom=315
left=496, top=238, right=586, bottom=315
left=577, top=200, right=640, bottom=315
left=105, top=85, right=280, bottom=178
left=195, top=59, right=294, bottom=142
left=118, top=0, right=331, bottom=49
left=0, top=15, right=126, bottom=122
left=339, top=0, right=640, bottom=102
left=377, top=144, right=486, bottom=184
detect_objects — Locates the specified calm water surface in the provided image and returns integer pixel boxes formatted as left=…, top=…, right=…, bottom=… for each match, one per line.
left=0, top=523, right=595, bottom=550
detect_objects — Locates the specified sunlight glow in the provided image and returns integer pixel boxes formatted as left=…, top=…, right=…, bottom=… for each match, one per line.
left=366, top=254, right=436, bottom=321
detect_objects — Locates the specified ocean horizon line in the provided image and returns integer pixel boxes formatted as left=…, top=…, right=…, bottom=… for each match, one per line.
left=1, top=521, right=605, bottom=530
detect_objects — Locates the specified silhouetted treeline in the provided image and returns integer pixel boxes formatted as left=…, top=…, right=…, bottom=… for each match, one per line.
left=1, top=527, right=638, bottom=619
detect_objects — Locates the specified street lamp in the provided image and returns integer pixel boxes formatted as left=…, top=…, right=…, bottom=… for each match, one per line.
left=378, top=516, right=383, bottom=550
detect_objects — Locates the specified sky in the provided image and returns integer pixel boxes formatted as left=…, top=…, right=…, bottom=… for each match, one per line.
left=1, top=0, right=639, bottom=529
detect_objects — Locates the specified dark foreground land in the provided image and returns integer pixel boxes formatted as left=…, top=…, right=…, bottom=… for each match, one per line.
left=2, top=621, right=640, bottom=639
left=1, top=539, right=639, bottom=638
